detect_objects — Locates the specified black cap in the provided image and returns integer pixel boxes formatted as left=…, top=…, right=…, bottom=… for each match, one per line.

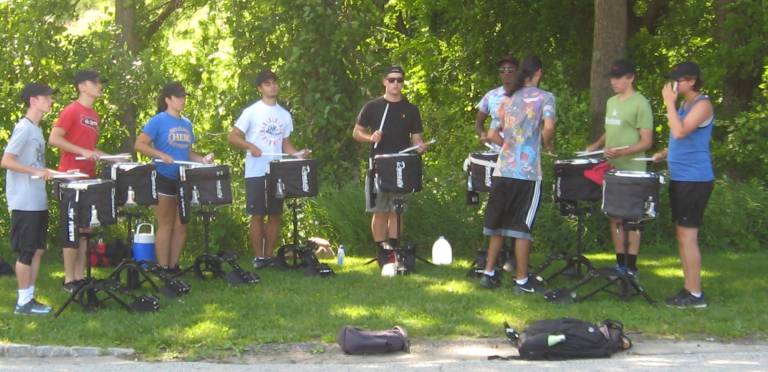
left=496, top=55, right=519, bottom=68
left=255, top=69, right=277, bottom=86
left=20, top=82, right=57, bottom=105
left=384, top=65, right=405, bottom=77
left=73, top=69, right=106, bottom=85
left=607, top=59, right=635, bottom=77
left=667, top=61, right=701, bottom=80
left=161, top=81, right=186, bottom=97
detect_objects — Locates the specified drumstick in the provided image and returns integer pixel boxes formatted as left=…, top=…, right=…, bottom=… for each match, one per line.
left=32, top=170, right=88, bottom=179
left=574, top=145, right=629, bottom=157
left=484, top=142, right=501, bottom=152
left=633, top=157, right=662, bottom=162
left=398, top=139, right=437, bottom=154
left=75, top=154, right=132, bottom=161
left=373, top=103, right=390, bottom=150
left=153, top=159, right=206, bottom=166
left=261, top=150, right=307, bottom=157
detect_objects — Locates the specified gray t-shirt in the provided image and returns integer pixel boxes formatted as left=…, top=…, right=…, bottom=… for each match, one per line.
left=4, top=117, right=47, bottom=211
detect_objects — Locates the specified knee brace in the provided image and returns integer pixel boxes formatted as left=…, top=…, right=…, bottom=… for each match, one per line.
left=17, top=250, right=34, bottom=266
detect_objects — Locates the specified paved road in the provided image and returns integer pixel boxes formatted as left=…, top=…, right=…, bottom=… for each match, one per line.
left=1, top=338, right=767, bottom=371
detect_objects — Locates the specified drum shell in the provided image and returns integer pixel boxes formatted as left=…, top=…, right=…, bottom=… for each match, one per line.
left=373, top=154, right=422, bottom=193
left=554, top=159, right=604, bottom=202
left=59, top=180, right=117, bottom=228
left=267, top=159, right=319, bottom=198
left=602, top=171, right=660, bottom=220
left=179, top=165, right=233, bottom=205
left=102, top=163, right=158, bottom=206
left=468, top=152, right=498, bottom=192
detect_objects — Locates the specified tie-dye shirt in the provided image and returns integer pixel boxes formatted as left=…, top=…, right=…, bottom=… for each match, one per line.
left=491, top=86, right=556, bottom=181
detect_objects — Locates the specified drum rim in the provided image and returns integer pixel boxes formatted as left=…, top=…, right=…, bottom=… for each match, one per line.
left=609, top=170, right=658, bottom=178
left=555, top=158, right=602, bottom=165
left=470, top=151, right=499, bottom=157
left=374, top=153, right=420, bottom=159
left=269, top=158, right=315, bottom=163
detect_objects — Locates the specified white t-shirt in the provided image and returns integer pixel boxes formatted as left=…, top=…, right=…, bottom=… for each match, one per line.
left=4, top=118, right=47, bottom=211
left=234, top=100, right=293, bottom=178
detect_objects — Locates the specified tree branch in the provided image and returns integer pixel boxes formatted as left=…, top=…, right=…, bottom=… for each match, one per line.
left=145, top=0, right=185, bottom=40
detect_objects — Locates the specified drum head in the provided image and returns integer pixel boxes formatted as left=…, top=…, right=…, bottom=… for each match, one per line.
left=555, top=158, right=601, bottom=165
left=610, top=170, right=657, bottom=178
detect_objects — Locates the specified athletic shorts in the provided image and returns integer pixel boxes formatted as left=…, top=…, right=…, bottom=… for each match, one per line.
left=11, top=210, right=48, bottom=254
left=364, top=173, right=409, bottom=213
left=156, top=174, right=180, bottom=197
left=670, top=180, right=714, bottom=228
left=483, top=177, right=542, bottom=240
left=245, top=176, right=283, bottom=216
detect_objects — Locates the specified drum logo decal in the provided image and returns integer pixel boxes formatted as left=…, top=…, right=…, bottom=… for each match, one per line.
left=67, top=204, right=76, bottom=242
left=485, top=165, right=492, bottom=187
left=216, top=180, right=223, bottom=199
left=301, top=165, right=311, bottom=192
left=396, top=161, right=406, bottom=188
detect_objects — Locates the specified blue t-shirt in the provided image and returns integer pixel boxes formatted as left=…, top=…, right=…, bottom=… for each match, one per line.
left=142, top=112, right=195, bottom=179
left=492, top=86, right=556, bottom=181
left=668, top=95, right=714, bottom=182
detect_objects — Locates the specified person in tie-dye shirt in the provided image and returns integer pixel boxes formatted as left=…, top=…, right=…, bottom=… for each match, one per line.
left=478, top=56, right=556, bottom=294
left=474, top=55, right=519, bottom=144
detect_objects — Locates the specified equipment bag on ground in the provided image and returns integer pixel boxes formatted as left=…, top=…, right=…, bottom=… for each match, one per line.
left=492, top=318, right=631, bottom=360
left=337, top=326, right=410, bottom=355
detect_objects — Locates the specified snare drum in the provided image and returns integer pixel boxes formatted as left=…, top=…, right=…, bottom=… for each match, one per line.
left=267, top=159, right=318, bottom=199
left=102, top=162, right=158, bottom=206
left=553, top=158, right=604, bottom=202
left=467, top=151, right=498, bottom=192
left=59, top=179, right=117, bottom=229
left=178, top=164, right=232, bottom=206
left=373, top=153, right=422, bottom=194
left=602, top=170, right=660, bottom=220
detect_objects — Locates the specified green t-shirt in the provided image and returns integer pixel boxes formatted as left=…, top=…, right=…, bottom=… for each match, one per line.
left=604, top=92, right=653, bottom=171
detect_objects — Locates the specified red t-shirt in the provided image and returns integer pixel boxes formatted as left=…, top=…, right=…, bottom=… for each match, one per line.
left=55, top=101, right=100, bottom=177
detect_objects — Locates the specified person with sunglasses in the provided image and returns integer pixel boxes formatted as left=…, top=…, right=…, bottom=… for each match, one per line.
left=352, top=66, right=428, bottom=260
left=479, top=56, right=556, bottom=293
left=585, top=59, right=654, bottom=279
left=653, top=61, right=714, bottom=309
left=475, top=55, right=519, bottom=144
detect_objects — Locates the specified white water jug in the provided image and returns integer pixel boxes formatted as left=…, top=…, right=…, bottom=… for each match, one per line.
left=431, top=236, right=452, bottom=265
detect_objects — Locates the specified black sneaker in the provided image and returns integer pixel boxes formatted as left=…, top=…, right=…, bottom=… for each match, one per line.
left=513, top=276, right=545, bottom=295
left=62, top=280, right=82, bottom=293
left=252, top=257, right=273, bottom=269
left=666, top=289, right=708, bottom=309
left=479, top=273, right=501, bottom=289
left=14, top=300, right=52, bottom=316
left=30, top=298, right=52, bottom=313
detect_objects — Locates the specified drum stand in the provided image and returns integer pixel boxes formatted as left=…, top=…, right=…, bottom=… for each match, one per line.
left=108, top=209, right=189, bottom=299
left=544, top=220, right=655, bottom=304
left=178, top=207, right=260, bottom=285
left=364, top=196, right=433, bottom=273
left=531, top=201, right=596, bottom=282
left=55, top=232, right=136, bottom=317
left=274, top=201, right=334, bottom=276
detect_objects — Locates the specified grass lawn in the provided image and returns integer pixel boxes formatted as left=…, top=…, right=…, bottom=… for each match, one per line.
left=1, top=250, right=767, bottom=359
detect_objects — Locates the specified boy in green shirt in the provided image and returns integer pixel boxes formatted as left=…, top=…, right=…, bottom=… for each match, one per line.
left=586, top=59, right=653, bottom=276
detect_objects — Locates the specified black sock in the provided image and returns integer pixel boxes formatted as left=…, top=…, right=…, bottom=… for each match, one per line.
left=626, top=255, right=638, bottom=272
left=615, top=253, right=626, bottom=267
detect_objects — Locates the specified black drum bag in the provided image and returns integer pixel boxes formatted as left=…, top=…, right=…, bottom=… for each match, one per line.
left=554, top=163, right=603, bottom=202
left=267, top=159, right=319, bottom=199
left=469, top=152, right=498, bottom=192
left=59, top=180, right=118, bottom=229
left=602, top=173, right=659, bottom=220
left=102, top=164, right=158, bottom=206
left=373, top=154, right=422, bottom=194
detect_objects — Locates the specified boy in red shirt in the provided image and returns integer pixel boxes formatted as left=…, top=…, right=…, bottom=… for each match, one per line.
left=49, top=70, right=108, bottom=291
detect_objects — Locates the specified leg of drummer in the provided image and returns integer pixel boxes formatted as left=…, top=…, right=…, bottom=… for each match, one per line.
left=677, top=226, right=702, bottom=294
left=154, top=196, right=177, bottom=268
left=610, top=218, right=641, bottom=274
left=484, top=235, right=504, bottom=273
left=168, top=212, right=187, bottom=268
left=514, top=239, right=531, bottom=280
left=371, top=213, right=389, bottom=244
left=75, top=234, right=89, bottom=281
left=264, top=214, right=281, bottom=257
left=249, top=215, right=266, bottom=257
left=62, top=248, right=78, bottom=285
left=386, top=212, right=401, bottom=242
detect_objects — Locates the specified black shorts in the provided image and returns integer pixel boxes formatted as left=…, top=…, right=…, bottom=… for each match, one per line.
left=11, top=210, right=48, bottom=253
left=670, top=180, right=714, bottom=228
left=483, top=177, right=542, bottom=240
left=245, top=176, right=283, bottom=216
left=156, top=174, right=180, bottom=197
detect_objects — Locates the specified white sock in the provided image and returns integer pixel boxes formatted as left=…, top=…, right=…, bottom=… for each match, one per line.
left=29, top=285, right=35, bottom=297
left=516, top=277, right=529, bottom=286
left=17, top=287, right=33, bottom=306
left=484, top=270, right=495, bottom=277
left=690, top=291, right=702, bottom=298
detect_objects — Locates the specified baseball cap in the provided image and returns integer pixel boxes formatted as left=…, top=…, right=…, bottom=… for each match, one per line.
left=667, top=61, right=701, bottom=80
left=607, top=59, right=635, bottom=77
left=496, top=55, right=519, bottom=68
left=384, top=65, right=405, bottom=77
left=73, top=69, right=106, bottom=85
left=255, top=69, right=278, bottom=86
left=20, top=82, right=57, bottom=105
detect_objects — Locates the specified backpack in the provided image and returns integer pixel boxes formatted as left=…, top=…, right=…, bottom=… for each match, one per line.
left=0, top=258, right=13, bottom=276
left=493, top=318, right=631, bottom=360
left=337, top=326, right=409, bottom=355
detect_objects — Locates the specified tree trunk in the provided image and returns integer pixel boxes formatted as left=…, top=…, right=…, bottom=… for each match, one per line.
left=715, top=0, right=761, bottom=117
left=115, top=0, right=140, bottom=154
left=589, top=0, right=628, bottom=141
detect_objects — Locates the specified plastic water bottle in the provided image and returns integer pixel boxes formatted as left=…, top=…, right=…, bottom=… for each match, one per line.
left=337, top=244, right=345, bottom=267
left=431, top=236, right=452, bottom=265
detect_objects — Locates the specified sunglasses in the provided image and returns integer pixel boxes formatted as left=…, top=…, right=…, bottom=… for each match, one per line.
left=498, top=67, right=517, bottom=73
left=386, top=77, right=404, bottom=84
